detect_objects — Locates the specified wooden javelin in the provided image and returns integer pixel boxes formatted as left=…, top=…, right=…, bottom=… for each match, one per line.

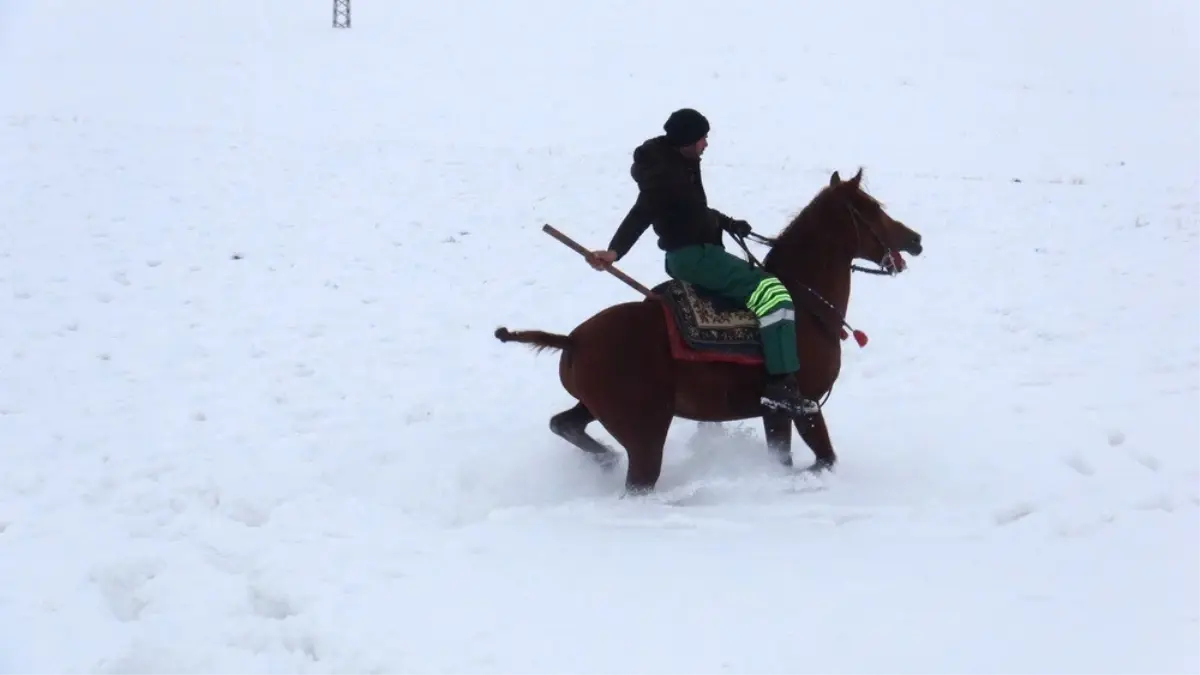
left=542, top=223, right=654, bottom=297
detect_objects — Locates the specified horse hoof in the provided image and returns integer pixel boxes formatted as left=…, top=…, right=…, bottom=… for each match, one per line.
left=803, top=459, right=835, bottom=474
left=621, top=485, right=655, bottom=499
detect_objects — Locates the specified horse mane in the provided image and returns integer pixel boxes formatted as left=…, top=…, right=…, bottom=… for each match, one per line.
left=762, top=170, right=880, bottom=267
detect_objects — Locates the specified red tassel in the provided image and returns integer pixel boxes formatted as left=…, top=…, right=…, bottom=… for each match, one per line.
left=839, top=328, right=848, bottom=340
left=853, top=329, right=869, bottom=347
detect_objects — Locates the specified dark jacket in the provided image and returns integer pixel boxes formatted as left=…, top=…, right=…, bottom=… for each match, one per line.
left=606, top=135, right=741, bottom=260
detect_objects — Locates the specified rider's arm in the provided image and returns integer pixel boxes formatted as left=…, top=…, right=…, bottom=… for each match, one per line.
left=606, top=191, right=654, bottom=260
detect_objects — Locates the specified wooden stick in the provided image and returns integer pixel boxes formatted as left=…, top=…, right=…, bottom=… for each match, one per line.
left=542, top=223, right=654, bottom=297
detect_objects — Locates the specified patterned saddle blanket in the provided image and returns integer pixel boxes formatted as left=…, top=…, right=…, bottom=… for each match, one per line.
left=650, top=279, right=763, bottom=363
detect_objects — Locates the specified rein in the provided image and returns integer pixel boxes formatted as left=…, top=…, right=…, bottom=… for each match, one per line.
left=739, top=229, right=896, bottom=276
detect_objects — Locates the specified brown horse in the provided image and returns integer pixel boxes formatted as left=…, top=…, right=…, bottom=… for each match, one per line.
left=495, top=168, right=924, bottom=493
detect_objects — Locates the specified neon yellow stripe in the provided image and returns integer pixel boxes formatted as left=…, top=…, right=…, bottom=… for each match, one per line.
left=747, top=277, right=784, bottom=309
left=752, top=292, right=792, bottom=316
left=755, top=287, right=789, bottom=307
left=747, top=277, right=792, bottom=317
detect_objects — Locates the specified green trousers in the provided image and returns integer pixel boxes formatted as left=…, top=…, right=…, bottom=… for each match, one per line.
left=664, top=244, right=799, bottom=375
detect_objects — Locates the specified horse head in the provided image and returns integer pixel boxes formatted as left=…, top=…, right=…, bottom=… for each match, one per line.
left=826, top=168, right=923, bottom=275
left=762, top=168, right=923, bottom=279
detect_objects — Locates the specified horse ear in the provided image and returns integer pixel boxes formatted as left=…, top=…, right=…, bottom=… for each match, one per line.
left=851, top=167, right=863, bottom=186
left=830, top=171, right=841, bottom=186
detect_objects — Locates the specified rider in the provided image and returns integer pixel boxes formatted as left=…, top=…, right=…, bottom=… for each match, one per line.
left=586, top=108, right=819, bottom=419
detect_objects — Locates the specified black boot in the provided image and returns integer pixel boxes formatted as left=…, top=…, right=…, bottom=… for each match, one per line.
left=760, top=372, right=819, bottom=418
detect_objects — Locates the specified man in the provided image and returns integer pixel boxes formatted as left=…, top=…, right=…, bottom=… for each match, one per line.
left=586, top=108, right=819, bottom=419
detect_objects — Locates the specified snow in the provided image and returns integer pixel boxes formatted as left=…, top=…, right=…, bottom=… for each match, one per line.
left=1, top=0, right=1197, bottom=671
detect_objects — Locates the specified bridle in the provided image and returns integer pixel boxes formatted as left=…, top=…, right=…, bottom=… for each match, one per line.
left=737, top=201, right=903, bottom=277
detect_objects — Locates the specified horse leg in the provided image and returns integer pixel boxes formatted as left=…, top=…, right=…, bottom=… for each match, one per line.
left=549, top=401, right=618, bottom=470
left=762, top=411, right=794, bottom=467
left=560, top=300, right=675, bottom=494
left=582, top=378, right=674, bottom=494
left=597, top=405, right=673, bottom=494
left=793, top=411, right=837, bottom=473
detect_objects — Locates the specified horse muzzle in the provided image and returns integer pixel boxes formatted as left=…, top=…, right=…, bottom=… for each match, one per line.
left=882, top=250, right=907, bottom=274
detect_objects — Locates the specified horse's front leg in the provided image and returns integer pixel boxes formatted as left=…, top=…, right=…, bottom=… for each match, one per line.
left=794, top=411, right=837, bottom=472
left=762, top=411, right=793, bottom=467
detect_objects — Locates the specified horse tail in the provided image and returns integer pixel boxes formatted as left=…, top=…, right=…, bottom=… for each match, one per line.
left=494, top=326, right=573, bottom=354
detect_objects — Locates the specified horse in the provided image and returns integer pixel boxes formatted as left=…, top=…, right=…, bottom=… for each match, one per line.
left=495, top=168, right=924, bottom=493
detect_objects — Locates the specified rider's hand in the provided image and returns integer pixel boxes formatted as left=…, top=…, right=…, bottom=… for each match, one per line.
left=587, top=250, right=617, bottom=270
left=727, top=219, right=752, bottom=238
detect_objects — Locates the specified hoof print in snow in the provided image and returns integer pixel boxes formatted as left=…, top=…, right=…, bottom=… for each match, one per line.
left=93, top=650, right=174, bottom=675
left=994, top=502, right=1036, bottom=526
left=1062, top=454, right=1094, bottom=476
left=231, top=253, right=243, bottom=260
left=1130, top=451, right=1160, bottom=472
left=146, top=259, right=162, bottom=267
left=283, top=633, right=320, bottom=662
left=249, top=585, right=299, bottom=620
left=227, top=501, right=271, bottom=527
left=1057, top=513, right=1115, bottom=538
left=91, top=562, right=158, bottom=622
left=1133, top=495, right=1174, bottom=513
left=1106, top=429, right=1126, bottom=447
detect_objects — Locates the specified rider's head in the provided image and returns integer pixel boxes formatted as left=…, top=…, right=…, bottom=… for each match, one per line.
left=664, top=108, right=709, bottom=157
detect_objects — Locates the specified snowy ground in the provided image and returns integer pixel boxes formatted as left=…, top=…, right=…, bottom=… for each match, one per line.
left=1, top=0, right=1197, bottom=672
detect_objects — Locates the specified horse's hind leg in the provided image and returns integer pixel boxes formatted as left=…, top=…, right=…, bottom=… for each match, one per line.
left=550, top=402, right=619, bottom=470
left=590, top=403, right=673, bottom=495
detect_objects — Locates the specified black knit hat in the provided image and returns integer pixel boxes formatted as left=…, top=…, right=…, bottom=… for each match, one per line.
left=663, top=108, right=710, bottom=147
